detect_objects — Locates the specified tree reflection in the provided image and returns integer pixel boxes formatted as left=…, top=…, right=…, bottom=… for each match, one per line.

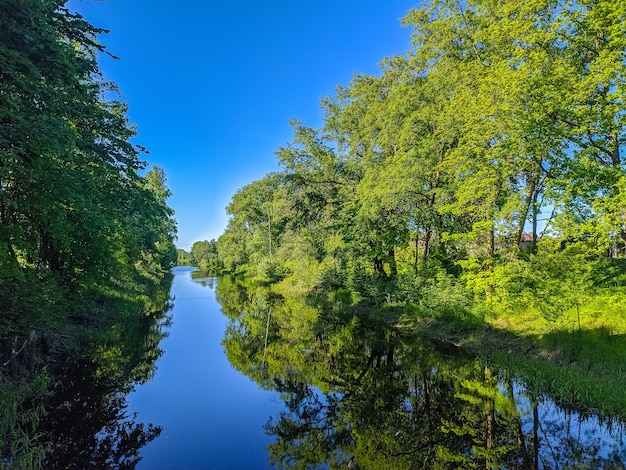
left=190, top=269, right=217, bottom=288
left=40, top=361, right=162, bottom=469
left=216, top=277, right=626, bottom=469
left=37, top=285, right=173, bottom=468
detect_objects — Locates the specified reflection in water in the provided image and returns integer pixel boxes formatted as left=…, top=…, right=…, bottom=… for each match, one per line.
left=45, top=293, right=172, bottom=468
left=39, top=359, right=163, bottom=469
left=215, top=276, right=626, bottom=469
left=5, top=278, right=174, bottom=468
left=124, top=268, right=284, bottom=469
left=191, top=269, right=217, bottom=289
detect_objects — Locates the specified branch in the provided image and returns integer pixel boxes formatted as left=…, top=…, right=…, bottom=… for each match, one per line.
left=2, top=338, right=29, bottom=367
left=585, top=129, right=614, bottom=161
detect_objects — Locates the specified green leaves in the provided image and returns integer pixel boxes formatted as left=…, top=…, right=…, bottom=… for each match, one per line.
left=217, top=0, right=625, bottom=305
left=0, top=1, right=176, bottom=320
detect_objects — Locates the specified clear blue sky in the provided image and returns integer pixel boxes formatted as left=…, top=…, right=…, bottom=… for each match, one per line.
left=67, top=0, right=416, bottom=249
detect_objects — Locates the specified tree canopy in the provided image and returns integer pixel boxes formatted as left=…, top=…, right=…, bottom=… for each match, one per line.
left=0, top=0, right=177, bottom=311
left=216, top=0, right=626, bottom=310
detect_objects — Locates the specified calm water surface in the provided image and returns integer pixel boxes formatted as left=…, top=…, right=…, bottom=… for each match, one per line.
left=122, top=267, right=626, bottom=469
left=128, top=267, right=283, bottom=469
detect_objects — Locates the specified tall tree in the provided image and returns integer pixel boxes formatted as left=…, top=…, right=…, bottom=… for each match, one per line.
left=0, top=0, right=176, bottom=320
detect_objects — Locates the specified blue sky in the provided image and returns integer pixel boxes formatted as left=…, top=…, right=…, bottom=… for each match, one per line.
left=67, top=0, right=417, bottom=249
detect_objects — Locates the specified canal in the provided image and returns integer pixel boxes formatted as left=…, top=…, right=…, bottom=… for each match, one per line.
left=128, top=267, right=283, bottom=469
left=123, top=267, right=626, bottom=469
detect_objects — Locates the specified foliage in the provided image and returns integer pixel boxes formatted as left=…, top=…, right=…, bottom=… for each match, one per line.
left=176, top=248, right=192, bottom=265
left=0, top=1, right=177, bottom=465
left=0, top=0, right=177, bottom=324
left=188, top=239, right=222, bottom=272
left=209, top=0, right=626, bottom=322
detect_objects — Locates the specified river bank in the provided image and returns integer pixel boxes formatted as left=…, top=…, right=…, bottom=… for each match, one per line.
left=216, top=274, right=626, bottom=468
left=301, top=284, right=626, bottom=422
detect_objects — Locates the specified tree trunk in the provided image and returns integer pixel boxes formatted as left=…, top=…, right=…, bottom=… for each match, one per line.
left=485, top=366, right=495, bottom=469
left=486, top=399, right=494, bottom=469
left=422, top=230, right=432, bottom=266
left=515, top=171, right=537, bottom=249
left=374, top=256, right=386, bottom=279
left=422, top=371, right=430, bottom=409
left=388, top=248, right=397, bottom=279
left=530, top=187, right=539, bottom=254
left=610, top=132, right=620, bottom=167
left=507, top=378, right=531, bottom=469
left=487, top=225, right=495, bottom=260
left=414, top=235, right=419, bottom=273
left=386, top=344, right=395, bottom=367
left=532, top=393, right=539, bottom=470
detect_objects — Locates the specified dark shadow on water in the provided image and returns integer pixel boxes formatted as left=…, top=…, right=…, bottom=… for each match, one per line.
left=0, top=277, right=174, bottom=468
left=39, top=357, right=163, bottom=469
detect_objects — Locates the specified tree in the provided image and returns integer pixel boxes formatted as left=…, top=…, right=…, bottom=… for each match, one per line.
left=217, top=0, right=626, bottom=304
left=189, top=239, right=222, bottom=272
left=0, top=0, right=177, bottom=328
left=218, top=173, right=292, bottom=279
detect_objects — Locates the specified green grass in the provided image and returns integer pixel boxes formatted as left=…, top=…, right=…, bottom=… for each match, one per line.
left=397, top=286, right=626, bottom=420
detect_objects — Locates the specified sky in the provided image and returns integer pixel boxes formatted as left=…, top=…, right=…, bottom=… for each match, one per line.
left=66, top=0, right=417, bottom=249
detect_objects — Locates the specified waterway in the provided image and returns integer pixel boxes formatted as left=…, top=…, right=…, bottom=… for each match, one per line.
left=128, top=267, right=283, bottom=469
left=114, top=267, right=626, bottom=468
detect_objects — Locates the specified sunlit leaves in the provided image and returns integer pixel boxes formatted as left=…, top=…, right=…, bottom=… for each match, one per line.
left=217, top=0, right=625, bottom=311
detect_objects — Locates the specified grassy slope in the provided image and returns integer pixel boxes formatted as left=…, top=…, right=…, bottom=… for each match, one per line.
left=398, top=288, right=626, bottom=419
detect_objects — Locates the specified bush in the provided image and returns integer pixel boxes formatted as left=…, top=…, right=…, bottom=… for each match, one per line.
left=588, top=258, right=626, bottom=288
left=418, top=272, right=472, bottom=320
left=260, top=260, right=291, bottom=283
left=319, top=265, right=347, bottom=292
left=331, top=289, right=352, bottom=304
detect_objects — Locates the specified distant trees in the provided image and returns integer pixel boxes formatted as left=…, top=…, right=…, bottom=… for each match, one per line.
left=216, top=0, right=626, bottom=305
left=188, top=240, right=221, bottom=272
left=177, top=248, right=192, bottom=265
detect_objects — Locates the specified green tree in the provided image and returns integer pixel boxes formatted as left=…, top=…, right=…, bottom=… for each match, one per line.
left=217, top=0, right=626, bottom=305
left=189, top=239, right=222, bottom=272
left=0, top=0, right=176, bottom=290
left=218, top=173, right=292, bottom=280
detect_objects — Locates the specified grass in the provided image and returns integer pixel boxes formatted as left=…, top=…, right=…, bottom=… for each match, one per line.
left=396, top=286, right=626, bottom=420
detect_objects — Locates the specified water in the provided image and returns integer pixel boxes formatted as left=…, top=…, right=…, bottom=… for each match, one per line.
left=35, top=267, right=626, bottom=468
left=128, top=267, right=283, bottom=469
